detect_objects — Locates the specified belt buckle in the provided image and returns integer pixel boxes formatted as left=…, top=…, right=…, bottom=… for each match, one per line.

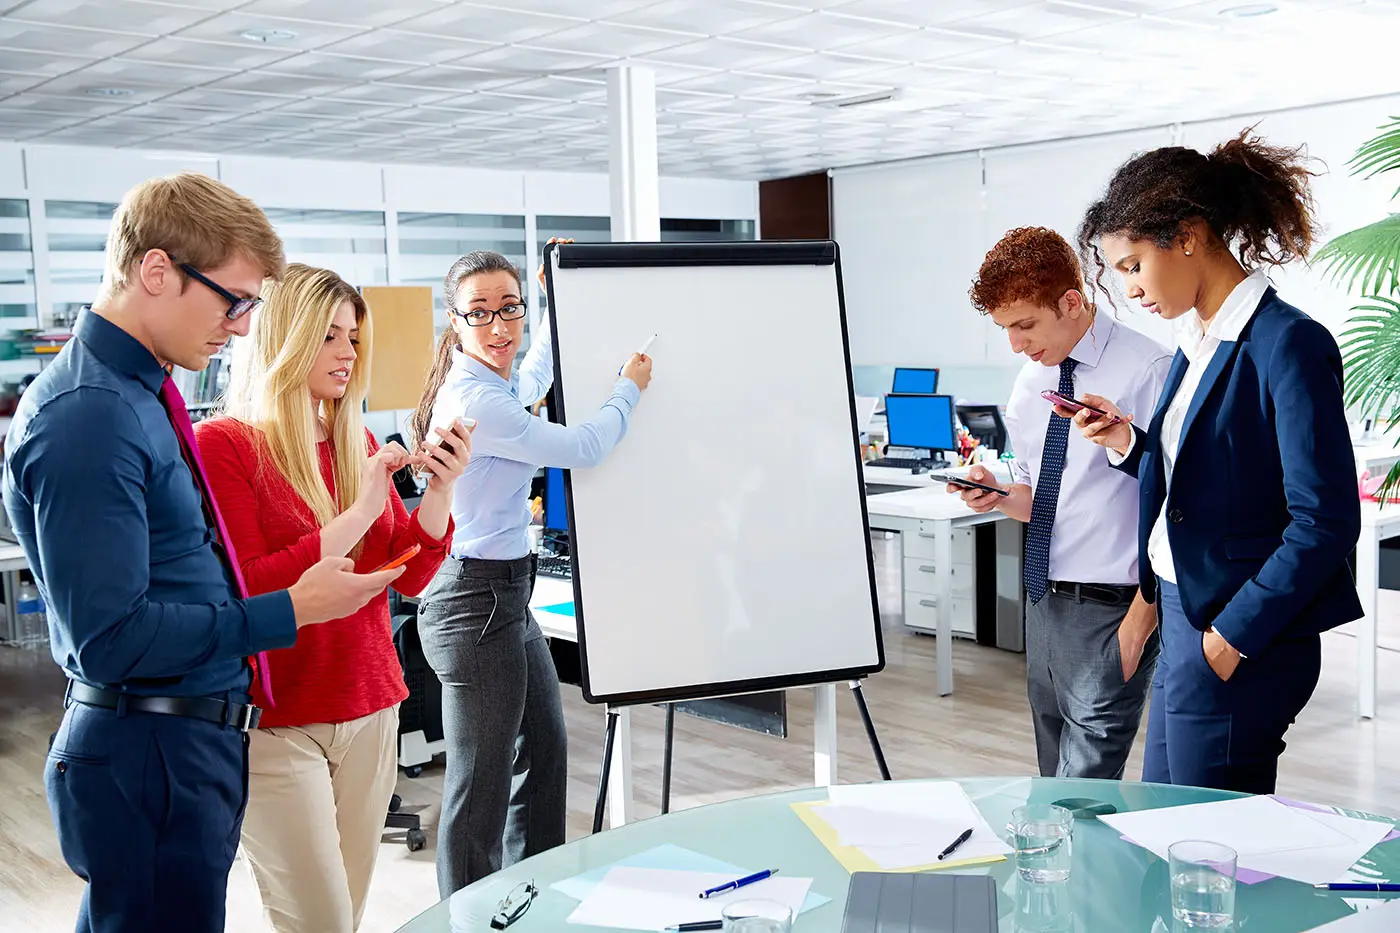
left=238, top=704, right=261, bottom=732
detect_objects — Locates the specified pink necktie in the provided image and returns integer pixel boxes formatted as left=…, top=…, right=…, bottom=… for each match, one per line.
left=158, top=376, right=274, bottom=707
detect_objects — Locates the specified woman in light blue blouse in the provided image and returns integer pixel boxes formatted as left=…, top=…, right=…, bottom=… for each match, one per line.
left=408, top=247, right=652, bottom=895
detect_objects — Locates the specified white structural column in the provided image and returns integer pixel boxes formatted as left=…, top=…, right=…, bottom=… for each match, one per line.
left=608, top=65, right=661, bottom=242
left=601, top=65, right=660, bottom=831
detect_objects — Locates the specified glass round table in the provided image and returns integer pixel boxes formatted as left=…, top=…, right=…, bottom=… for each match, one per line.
left=394, top=777, right=1400, bottom=932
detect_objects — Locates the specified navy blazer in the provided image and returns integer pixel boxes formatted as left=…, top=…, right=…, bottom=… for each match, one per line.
left=1113, top=287, right=1361, bottom=659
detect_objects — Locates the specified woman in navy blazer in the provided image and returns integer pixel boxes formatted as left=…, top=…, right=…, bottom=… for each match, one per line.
left=1065, top=130, right=1361, bottom=794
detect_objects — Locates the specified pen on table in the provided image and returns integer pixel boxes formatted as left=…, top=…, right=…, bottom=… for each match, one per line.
left=937, top=828, right=974, bottom=861
left=666, top=922, right=723, bottom=932
left=1313, top=882, right=1400, bottom=892
left=699, top=868, right=779, bottom=899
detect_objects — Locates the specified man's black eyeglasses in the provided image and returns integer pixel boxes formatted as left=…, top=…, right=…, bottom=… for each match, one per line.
left=455, top=302, right=527, bottom=328
left=490, top=879, right=537, bottom=929
left=170, top=255, right=262, bottom=320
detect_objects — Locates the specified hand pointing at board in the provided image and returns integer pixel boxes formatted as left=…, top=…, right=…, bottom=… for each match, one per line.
left=621, top=353, right=653, bottom=391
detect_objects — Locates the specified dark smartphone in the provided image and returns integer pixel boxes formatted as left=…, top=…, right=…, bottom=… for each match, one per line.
left=929, top=471, right=1010, bottom=497
left=1040, top=389, right=1121, bottom=423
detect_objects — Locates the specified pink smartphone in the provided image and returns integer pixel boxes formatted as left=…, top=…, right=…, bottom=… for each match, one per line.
left=1040, top=389, right=1121, bottom=423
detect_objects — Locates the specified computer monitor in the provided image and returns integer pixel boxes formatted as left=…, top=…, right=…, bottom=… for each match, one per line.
left=892, top=367, right=939, bottom=395
left=957, top=404, right=1009, bottom=453
left=885, top=393, right=957, bottom=453
left=543, top=467, right=569, bottom=533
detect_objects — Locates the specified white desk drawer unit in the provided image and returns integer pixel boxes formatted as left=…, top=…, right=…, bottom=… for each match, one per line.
left=902, top=527, right=977, bottom=638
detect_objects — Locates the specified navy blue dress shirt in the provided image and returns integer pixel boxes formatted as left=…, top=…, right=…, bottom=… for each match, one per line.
left=3, top=310, right=296, bottom=697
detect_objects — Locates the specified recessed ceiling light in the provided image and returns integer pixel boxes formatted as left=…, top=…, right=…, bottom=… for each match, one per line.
left=85, top=87, right=134, bottom=97
left=239, top=27, right=299, bottom=43
left=1219, top=3, right=1278, bottom=16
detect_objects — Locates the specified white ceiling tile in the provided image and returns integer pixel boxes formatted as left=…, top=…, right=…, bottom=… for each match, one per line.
left=378, top=65, right=523, bottom=93
left=36, top=59, right=234, bottom=99
left=746, top=50, right=900, bottom=82
left=494, top=75, right=608, bottom=102
left=173, top=12, right=368, bottom=48
left=611, top=0, right=810, bottom=35
left=391, top=3, right=584, bottom=45
left=731, top=10, right=917, bottom=49
left=642, top=37, right=808, bottom=71
left=267, top=96, right=403, bottom=119
left=0, top=70, right=47, bottom=93
left=828, top=0, right=1041, bottom=27
left=259, top=52, right=419, bottom=82
left=233, top=0, right=450, bottom=28
left=323, top=82, right=458, bottom=106
left=157, top=87, right=300, bottom=111
left=837, top=26, right=1011, bottom=61
left=522, top=22, right=704, bottom=57
left=452, top=41, right=615, bottom=74
left=117, top=36, right=302, bottom=70
left=317, top=29, right=495, bottom=65
left=0, top=46, right=91, bottom=76
left=0, top=20, right=150, bottom=56
left=202, top=68, right=349, bottom=97
left=5, top=0, right=215, bottom=33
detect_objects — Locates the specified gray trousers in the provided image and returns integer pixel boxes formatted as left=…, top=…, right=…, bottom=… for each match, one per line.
left=416, top=555, right=567, bottom=897
left=1025, top=589, right=1159, bottom=780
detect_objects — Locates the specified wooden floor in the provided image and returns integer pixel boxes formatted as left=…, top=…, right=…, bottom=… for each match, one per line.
left=4, top=536, right=1400, bottom=932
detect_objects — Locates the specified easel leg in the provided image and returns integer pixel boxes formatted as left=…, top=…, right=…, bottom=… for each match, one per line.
left=849, top=679, right=892, bottom=780
left=813, top=684, right=838, bottom=787
left=661, top=703, right=675, bottom=815
left=608, top=708, right=634, bottom=828
left=593, top=708, right=620, bottom=834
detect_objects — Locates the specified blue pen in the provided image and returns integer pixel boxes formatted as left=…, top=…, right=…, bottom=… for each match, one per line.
left=698, top=868, right=779, bottom=899
left=1313, top=882, right=1400, bottom=892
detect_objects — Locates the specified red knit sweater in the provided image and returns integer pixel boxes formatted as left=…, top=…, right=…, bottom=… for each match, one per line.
left=195, top=416, right=451, bottom=728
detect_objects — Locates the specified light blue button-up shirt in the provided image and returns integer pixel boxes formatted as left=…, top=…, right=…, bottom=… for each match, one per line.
left=430, top=317, right=641, bottom=560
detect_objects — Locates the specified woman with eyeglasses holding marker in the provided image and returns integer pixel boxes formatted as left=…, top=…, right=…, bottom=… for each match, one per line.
left=408, top=242, right=653, bottom=894
left=1069, top=130, right=1361, bottom=794
left=196, top=264, right=471, bottom=932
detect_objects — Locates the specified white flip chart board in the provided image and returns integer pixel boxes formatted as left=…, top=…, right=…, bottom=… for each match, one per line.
left=543, top=241, right=883, bottom=705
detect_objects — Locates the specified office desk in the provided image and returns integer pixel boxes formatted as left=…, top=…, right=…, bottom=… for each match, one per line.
left=0, top=541, right=29, bottom=643
left=862, top=461, right=1015, bottom=495
left=524, top=574, right=843, bottom=829
left=394, top=776, right=1400, bottom=933
left=1357, top=502, right=1400, bottom=720
left=865, top=489, right=1019, bottom=697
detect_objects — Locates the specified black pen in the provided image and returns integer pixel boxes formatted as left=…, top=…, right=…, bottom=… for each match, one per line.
left=666, top=922, right=723, bottom=932
left=937, top=828, right=975, bottom=860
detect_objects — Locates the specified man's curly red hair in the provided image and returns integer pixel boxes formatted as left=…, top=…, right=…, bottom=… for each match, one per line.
left=969, top=226, right=1086, bottom=315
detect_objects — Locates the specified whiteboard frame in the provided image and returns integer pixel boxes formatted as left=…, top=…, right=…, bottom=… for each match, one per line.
left=542, top=240, right=884, bottom=707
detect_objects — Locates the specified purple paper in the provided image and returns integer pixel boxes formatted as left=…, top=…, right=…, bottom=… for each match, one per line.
left=1117, top=796, right=1400, bottom=885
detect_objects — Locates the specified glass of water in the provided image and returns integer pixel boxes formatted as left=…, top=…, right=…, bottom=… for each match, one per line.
left=1169, top=840, right=1236, bottom=929
left=721, top=898, right=793, bottom=933
left=1009, top=804, right=1074, bottom=882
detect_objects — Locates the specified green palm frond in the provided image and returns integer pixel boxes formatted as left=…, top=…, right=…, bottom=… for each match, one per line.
left=1348, top=116, right=1400, bottom=192
left=1340, top=295, right=1400, bottom=503
left=1314, top=214, right=1400, bottom=296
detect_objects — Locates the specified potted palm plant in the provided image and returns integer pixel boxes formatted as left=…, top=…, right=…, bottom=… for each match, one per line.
left=1316, top=116, right=1400, bottom=502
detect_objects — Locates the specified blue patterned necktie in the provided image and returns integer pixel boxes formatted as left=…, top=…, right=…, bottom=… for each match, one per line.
left=1024, top=358, right=1078, bottom=604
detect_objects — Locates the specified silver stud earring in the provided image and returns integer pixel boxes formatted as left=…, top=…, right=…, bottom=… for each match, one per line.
left=1185, top=250, right=1192, bottom=256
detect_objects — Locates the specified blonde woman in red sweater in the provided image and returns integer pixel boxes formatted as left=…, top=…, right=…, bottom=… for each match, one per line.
left=196, top=264, right=473, bottom=932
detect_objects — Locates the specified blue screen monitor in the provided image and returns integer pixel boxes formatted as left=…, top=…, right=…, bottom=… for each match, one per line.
left=885, top=394, right=957, bottom=452
left=892, top=367, right=939, bottom=394
left=544, top=467, right=569, bottom=532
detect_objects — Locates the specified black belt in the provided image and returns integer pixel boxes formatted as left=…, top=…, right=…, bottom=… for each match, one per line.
left=66, top=681, right=262, bottom=732
left=1046, top=581, right=1137, bottom=608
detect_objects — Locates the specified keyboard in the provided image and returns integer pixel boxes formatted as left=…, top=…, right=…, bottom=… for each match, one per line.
left=536, top=552, right=573, bottom=580
left=866, top=457, right=949, bottom=470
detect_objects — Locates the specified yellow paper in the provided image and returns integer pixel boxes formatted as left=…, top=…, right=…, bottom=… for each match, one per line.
left=790, top=800, right=1006, bottom=874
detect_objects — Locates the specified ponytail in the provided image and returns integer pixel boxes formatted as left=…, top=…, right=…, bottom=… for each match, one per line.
left=408, top=328, right=458, bottom=451
left=1077, top=127, right=1319, bottom=297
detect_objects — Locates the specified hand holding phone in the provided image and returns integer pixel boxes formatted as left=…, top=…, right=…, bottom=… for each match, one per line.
left=1040, top=389, right=1121, bottom=423
left=372, top=543, right=421, bottom=573
left=929, top=471, right=1010, bottom=497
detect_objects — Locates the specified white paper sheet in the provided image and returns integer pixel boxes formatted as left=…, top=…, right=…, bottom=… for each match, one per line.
left=565, top=867, right=812, bottom=931
left=819, top=781, right=1012, bottom=867
left=1101, top=795, right=1394, bottom=885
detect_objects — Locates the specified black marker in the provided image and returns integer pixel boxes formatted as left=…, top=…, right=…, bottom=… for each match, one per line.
left=937, top=828, right=974, bottom=861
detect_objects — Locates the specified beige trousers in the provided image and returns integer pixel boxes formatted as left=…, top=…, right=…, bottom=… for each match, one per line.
left=239, top=705, right=400, bottom=933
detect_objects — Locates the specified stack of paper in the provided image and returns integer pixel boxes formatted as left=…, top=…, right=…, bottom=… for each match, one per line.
left=566, top=867, right=812, bottom=931
left=791, top=781, right=1011, bottom=873
left=1101, top=795, right=1395, bottom=885
left=1310, top=899, right=1400, bottom=931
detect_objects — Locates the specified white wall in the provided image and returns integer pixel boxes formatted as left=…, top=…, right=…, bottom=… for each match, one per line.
left=834, top=93, right=1400, bottom=402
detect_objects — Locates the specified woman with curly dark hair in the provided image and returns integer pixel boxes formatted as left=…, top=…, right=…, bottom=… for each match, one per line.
left=1067, top=129, right=1361, bottom=793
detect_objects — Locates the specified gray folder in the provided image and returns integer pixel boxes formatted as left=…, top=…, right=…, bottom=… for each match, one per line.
left=840, top=871, right=998, bottom=933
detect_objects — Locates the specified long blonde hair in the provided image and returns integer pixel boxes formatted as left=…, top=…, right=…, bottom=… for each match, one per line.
left=223, top=263, right=374, bottom=538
